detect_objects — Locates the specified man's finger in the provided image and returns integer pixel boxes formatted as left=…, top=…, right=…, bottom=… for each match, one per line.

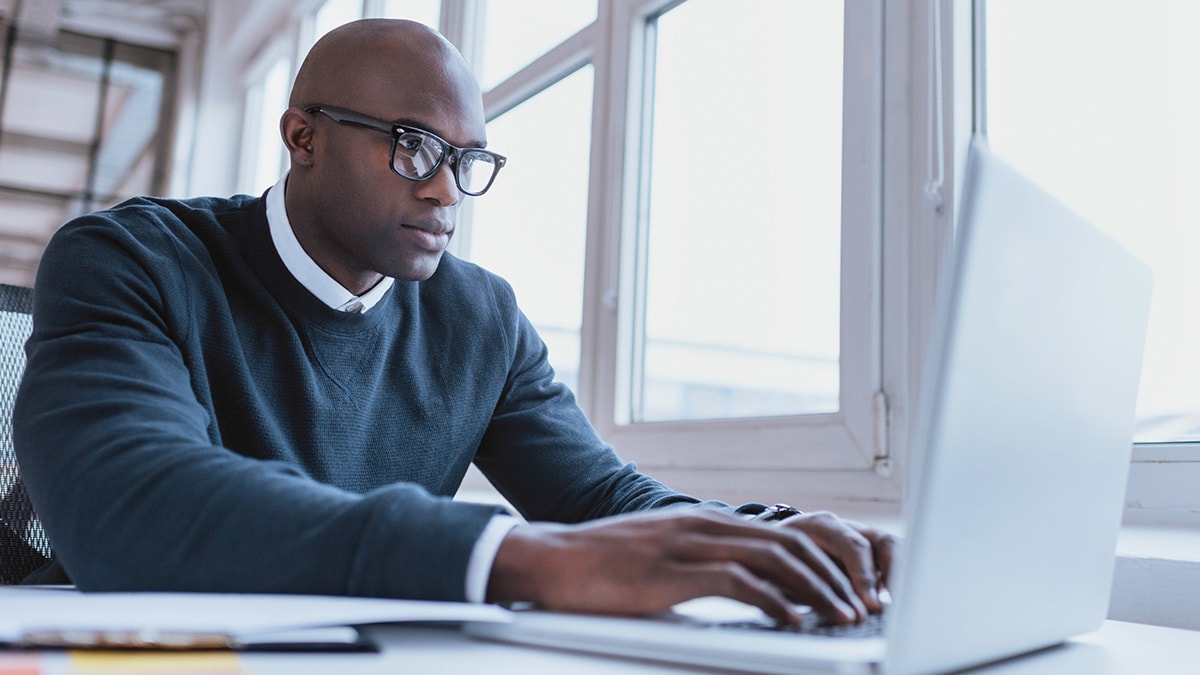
left=785, top=512, right=885, bottom=613
left=669, top=528, right=862, bottom=624
left=837, top=518, right=898, bottom=592
left=858, top=525, right=898, bottom=591
left=676, top=561, right=804, bottom=626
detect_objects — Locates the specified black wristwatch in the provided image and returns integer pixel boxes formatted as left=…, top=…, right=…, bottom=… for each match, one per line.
left=753, top=503, right=804, bottom=522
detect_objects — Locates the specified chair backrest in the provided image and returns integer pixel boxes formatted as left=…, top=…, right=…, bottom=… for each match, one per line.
left=0, top=283, right=51, bottom=584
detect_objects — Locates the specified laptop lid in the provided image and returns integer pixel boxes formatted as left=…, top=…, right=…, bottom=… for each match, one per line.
left=883, top=137, right=1152, bottom=674
left=466, top=139, right=1152, bottom=675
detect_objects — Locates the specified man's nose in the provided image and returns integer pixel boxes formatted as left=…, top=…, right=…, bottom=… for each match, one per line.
left=414, top=161, right=459, bottom=206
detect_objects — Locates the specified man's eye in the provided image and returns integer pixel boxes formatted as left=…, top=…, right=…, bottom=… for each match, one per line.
left=397, top=134, right=424, bottom=154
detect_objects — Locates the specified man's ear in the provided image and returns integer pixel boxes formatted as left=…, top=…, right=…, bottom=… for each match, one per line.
left=280, top=108, right=316, bottom=167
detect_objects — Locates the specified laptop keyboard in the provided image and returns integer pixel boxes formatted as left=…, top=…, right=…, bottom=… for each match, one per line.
left=801, top=612, right=887, bottom=638
left=717, top=611, right=887, bottom=639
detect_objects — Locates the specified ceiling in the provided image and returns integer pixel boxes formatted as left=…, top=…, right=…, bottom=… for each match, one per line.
left=45, top=0, right=205, bottom=46
left=0, top=0, right=206, bottom=287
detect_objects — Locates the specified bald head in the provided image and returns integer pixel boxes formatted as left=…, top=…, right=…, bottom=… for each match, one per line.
left=289, top=19, right=482, bottom=127
left=277, top=18, right=489, bottom=290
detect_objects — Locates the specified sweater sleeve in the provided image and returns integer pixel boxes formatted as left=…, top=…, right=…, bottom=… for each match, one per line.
left=470, top=272, right=734, bottom=523
left=13, top=209, right=504, bottom=600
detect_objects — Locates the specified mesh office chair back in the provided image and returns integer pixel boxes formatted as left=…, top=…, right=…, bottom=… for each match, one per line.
left=0, top=283, right=51, bottom=584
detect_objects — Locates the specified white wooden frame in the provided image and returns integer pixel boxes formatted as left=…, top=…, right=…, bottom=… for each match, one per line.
left=595, top=0, right=893, bottom=505
left=453, top=0, right=909, bottom=507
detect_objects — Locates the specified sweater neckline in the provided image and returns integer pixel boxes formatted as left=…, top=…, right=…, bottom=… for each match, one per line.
left=243, top=200, right=397, bottom=332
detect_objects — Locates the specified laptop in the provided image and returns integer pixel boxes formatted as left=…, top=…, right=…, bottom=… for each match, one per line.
left=464, top=138, right=1154, bottom=675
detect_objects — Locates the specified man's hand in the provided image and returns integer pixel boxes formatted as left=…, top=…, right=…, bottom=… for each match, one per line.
left=486, top=509, right=897, bottom=626
left=775, top=511, right=897, bottom=615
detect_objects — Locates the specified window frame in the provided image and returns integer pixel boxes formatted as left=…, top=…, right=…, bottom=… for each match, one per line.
left=230, top=0, right=1200, bottom=517
left=453, top=0, right=957, bottom=507
left=456, top=0, right=900, bottom=506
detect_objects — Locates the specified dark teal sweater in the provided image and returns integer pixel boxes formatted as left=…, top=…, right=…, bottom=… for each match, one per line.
left=14, top=194, right=701, bottom=600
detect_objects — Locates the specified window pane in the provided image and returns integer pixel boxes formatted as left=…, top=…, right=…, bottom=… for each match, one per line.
left=240, top=56, right=291, bottom=195
left=382, top=0, right=440, bottom=28
left=467, top=67, right=593, bottom=392
left=985, top=0, right=1200, bottom=443
left=479, top=0, right=596, bottom=90
left=636, top=0, right=843, bottom=422
left=314, top=0, right=362, bottom=42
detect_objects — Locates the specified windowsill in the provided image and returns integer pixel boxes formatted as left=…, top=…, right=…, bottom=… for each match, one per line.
left=1110, top=520, right=1200, bottom=632
left=1116, top=521, right=1200, bottom=561
left=826, top=509, right=1200, bottom=633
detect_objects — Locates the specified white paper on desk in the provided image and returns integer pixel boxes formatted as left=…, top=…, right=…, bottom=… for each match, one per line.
left=0, top=587, right=512, bottom=644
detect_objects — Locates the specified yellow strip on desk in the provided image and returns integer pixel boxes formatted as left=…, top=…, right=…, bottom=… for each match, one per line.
left=69, top=652, right=241, bottom=674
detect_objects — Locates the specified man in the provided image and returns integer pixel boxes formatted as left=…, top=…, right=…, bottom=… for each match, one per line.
left=14, top=19, right=893, bottom=627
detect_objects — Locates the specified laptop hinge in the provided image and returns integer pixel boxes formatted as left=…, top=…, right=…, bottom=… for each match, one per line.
left=872, top=389, right=892, bottom=478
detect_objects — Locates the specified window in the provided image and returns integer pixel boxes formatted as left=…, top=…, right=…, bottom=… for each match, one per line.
left=983, top=0, right=1200, bottom=446
left=382, top=0, right=440, bottom=28
left=462, top=1, right=598, bottom=396
left=467, top=66, right=593, bottom=394
left=457, top=0, right=890, bottom=494
left=237, top=50, right=291, bottom=196
left=477, top=0, right=595, bottom=90
left=631, top=0, right=844, bottom=423
left=979, top=0, right=1199, bottom=520
left=313, top=0, right=363, bottom=42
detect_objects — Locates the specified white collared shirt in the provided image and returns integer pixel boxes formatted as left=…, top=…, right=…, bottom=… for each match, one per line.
left=265, top=174, right=394, bottom=313
left=264, top=175, right=517, bottom=603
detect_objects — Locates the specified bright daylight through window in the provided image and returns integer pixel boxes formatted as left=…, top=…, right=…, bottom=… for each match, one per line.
left=465, top=1, right=596, bottom=395
left=469, top=67, right=594, bottom=394
left=633, top=0, right=844, bottom=422
left=985, top=0, right=1200, bottom=444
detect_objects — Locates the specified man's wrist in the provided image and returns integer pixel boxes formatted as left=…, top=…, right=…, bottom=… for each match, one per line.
left=485, top=522, right=568, bottom=606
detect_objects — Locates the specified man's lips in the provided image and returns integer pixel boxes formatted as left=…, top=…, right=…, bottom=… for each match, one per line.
left=401, top=223, right=452, bottom=251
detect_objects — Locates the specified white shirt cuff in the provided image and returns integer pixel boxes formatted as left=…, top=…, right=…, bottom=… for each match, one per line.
left=464, top=515, right=521, bottom=603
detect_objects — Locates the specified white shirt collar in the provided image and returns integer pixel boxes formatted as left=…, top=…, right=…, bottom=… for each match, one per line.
left=266, top=174, right=394, bottom=313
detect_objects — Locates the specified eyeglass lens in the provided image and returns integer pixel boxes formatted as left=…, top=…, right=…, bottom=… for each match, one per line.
left=393, top=131, right=498, bottom=195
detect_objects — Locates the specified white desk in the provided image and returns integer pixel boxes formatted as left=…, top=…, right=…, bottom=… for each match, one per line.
left=250, top=620, right=1200, bottom=673
left=6, top=620, right=1192, bottom=674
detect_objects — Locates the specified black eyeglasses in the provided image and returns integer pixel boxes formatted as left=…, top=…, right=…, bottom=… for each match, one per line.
left=304, top=104, right=506, bottom=196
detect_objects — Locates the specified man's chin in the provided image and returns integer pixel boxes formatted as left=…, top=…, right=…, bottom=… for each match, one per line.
left=393, top=251, right=445, bottom=282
